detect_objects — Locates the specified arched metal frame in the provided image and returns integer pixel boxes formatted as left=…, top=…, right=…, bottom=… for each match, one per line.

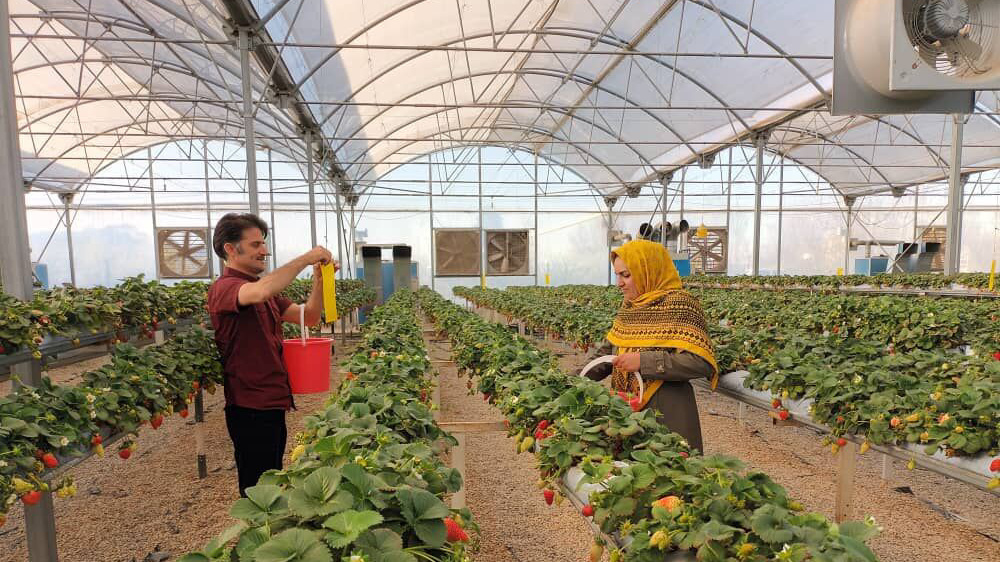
left=10, top=0, right=999, bottom=202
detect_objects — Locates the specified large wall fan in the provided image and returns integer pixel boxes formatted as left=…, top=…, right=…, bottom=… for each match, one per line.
left=833, top=0, right=1000, bottom=115
left=156, top=228, right=210, bottom=279
left=485, top=230, right=530, bottom=276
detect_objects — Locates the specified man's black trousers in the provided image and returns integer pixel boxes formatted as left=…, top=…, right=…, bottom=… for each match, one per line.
left=224, top=404, right=287, bottom=497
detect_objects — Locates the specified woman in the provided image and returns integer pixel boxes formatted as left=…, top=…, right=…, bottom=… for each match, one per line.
left=581, top=239, right=718, bottom=451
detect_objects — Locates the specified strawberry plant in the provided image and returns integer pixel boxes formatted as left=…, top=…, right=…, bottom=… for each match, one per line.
left=182, top=291, right=476, bottom=562
left=419, top=288, right=879, bottom=561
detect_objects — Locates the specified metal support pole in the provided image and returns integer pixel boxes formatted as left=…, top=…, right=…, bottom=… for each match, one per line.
left=844, top=197, right=854, bottom=275
left=149, top=147, right=159, bottom=281
left=725, top=150, right=733, bottom=275
left=912, top=185, right=919, bottom=243
left=60, top=193, right=77, bottom=286
left=752, top=132, right=767, bottom=276
left=267, top=147, right=277, bottom=269
left=334, top=188, right=346, bottom=344
left=194, top=389, right=207, bottom=479
left=428, top=160, right=435, bottom=291
left=478, top=147, right=485, bottom=286
left=306, top=131, right=317, bottom=247
left=945, top=115, right=965, bottom=275
left=534, top=152, right=539, bottom=287
left=1, top=0, right=57, bottom=556
left=238, top=27, right=259, bottom=215
left=777, top=160, right=783, bottom=276
left=660, top=173, right=671, bottom=249
left=203, top=140, right=214, bottom=278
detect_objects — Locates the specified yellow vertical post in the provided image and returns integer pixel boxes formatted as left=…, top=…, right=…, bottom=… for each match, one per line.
left=322, top=263, right=337, bottom=323
left=989, top=260, right=996, bottom=292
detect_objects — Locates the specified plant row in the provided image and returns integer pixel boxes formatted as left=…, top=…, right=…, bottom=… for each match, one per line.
left=418, top=288, right=879, bottom=562
left=0, top=326, right=224, bottom=522
left=182, top=290, right=476, bottom=562
left=454, top=285, right=1000, bottom=469
left=686, top=273, right=995, bottom=291
left=0, top=275, right=207, bottom=358
left=0, top=276, right=376, bottom=359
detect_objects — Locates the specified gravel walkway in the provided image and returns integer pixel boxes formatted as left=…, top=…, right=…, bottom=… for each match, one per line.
left=423, top=322, right=610, bottom=562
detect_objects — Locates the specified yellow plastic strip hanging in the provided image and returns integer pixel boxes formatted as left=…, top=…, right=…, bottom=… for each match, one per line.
left=322, top=263, right=337, bottom=323
left=989, top=260, right=996, bottom=292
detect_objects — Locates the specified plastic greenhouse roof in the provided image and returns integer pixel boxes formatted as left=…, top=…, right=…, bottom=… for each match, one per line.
left=12, top=0, right=1000, bottom=197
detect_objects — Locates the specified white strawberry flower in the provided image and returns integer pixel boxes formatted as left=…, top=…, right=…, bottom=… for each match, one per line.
left=86, top=393, right=96, bottom=403
left=0, top=460, right=7, bottom=468
left=60, top=437, right=69, bottom=447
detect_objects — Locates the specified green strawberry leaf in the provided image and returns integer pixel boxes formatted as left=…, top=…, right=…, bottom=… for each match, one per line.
left=322, top=510, right=384, bottom=548
left=252, top=529, right=332, bottom=562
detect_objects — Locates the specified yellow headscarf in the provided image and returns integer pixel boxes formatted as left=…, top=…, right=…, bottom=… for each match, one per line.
left=607, top=240, right=718, bottom=408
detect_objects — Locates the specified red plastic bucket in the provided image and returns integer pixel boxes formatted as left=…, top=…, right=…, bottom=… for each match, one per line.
left=282, top=337, right=333, bottom=394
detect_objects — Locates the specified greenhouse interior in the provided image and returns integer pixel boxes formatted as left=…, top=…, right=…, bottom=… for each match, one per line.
left=0, top=0, right=998, bottom=561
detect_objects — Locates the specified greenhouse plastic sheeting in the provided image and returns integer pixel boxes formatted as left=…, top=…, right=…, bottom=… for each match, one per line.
left=11, top=0, right=1000, bottom=195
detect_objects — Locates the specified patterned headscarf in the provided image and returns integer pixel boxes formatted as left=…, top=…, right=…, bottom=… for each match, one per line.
left=607, top=240, right=718, bottom=407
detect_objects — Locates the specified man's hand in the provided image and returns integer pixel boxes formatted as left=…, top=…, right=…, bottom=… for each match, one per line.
left=612, top=352, right=641, bottom=373
left=305, top=246, right=333, bottom=266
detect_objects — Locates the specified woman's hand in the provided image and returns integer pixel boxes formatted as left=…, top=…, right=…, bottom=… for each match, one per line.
left=612, top=352, right=641, bottom=373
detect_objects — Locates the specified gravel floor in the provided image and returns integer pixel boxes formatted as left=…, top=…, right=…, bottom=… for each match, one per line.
left=0, top=334, right=363, bottom=562
left=422, top=322, right=610, bottom=562
left=541, top=337, right=1000, bottom=562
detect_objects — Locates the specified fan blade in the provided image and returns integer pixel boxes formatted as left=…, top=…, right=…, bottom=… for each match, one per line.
left=950, top=36, right=984, bottom=66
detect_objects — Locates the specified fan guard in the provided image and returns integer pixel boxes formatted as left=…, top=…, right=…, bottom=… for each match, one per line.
left=156, top=228, right=210, bottom=279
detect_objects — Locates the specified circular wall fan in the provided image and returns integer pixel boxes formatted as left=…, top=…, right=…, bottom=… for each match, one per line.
left=157, top=228, right=210, bottom=278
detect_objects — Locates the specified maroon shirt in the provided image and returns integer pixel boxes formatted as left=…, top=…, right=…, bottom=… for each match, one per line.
left=207, top=267, right=294, bottom=410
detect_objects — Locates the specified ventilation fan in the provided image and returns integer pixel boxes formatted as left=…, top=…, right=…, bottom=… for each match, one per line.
left=833, top=0, right=1000, bottom=115
left=486, top=230, right=530, bottom=276
left=156, top=228, right=210, bottom=278
left=434, top=229, right=481, bottom=276
left=687, top=228, right=728, bottom=274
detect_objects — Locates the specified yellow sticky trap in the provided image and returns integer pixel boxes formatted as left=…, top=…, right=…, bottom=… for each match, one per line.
left=322, top=263, right=337, bottom=323
left=989, top=260, right=996, bottom=292
left=836, top=267, right=844, bottom=276
left=545, top=273, right=551, bottom=285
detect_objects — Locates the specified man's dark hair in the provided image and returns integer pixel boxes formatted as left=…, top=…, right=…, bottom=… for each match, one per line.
left=213, top=213, right=268, bottom=259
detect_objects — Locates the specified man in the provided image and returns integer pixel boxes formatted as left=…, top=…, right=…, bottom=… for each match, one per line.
left=206, top=212, right=337, bottom=496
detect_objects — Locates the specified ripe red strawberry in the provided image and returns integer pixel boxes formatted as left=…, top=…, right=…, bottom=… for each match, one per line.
left=581, top=504, right=594, bottom=517
left=0, top=344, right=6, bottom=354
left=543, top=489, right=554, bottom=505
left=179, top=409, right=189, bottom=418
left=772, top=399, right=782, bottom=409
left=778, top=410, right=790, bottom=421
left=119, top=448, right=132, bottom=460
left=41, top=453, right=59, bottom=469
left=990, top=458, right=1000, bottom=472
left=91, top=435, right=102, bottom=446
left=837, top=438, right=848, bottom=447
left=537, top=420, right=549, bottom=431
left=836, top=416, right=845, bottom=424
left=534, top=429, right=544, bottom=440
left=21, top=491, right=42, bottom=505
left=629, top=397, right=641, bottom=412
left=483, top=394, right=491, bottom=402
left=617, top=391, right=628, bottom=401
left=444, top=517, right=469, bottom=542
left=993, top=352, right=1000, bottom=361
left=150, top=414, right=164, bottom=430
left=679, top=451, right=689, bottom=458
left=192, top=381, right=200, bottom=390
